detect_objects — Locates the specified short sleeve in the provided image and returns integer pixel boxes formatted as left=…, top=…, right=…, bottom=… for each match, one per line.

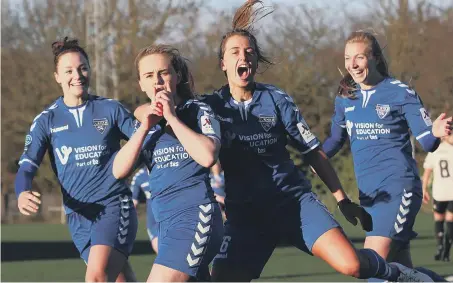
left=193, top=101, right=221, bottom=142
left=275, top=91, right=320, bottom=154
left=423, top=152, right=434, bottom=169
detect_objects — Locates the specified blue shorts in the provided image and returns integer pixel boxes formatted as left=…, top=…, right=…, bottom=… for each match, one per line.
left=146, top=201, right=158, bottom=241
left=67, top=193, right=138, bottom=262
left=155, top=202, right=223, bottom=280
left=361, top=188, right=422, bottom=243
left=213, top=192, right=340, bottom=279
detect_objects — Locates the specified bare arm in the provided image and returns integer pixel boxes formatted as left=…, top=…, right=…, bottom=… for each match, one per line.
left=113, top=125, right=149, bottom=179
left=166, top=115, right=219, bottom=168
left=113, top=105, right=161, bottom=179
left=157, top=90, right=220, bottom=168
left=211, top=160, right=222, bottom=174
left=422, top=168, right=433, bottom=204
left=305, top=147, right=347, bottom=202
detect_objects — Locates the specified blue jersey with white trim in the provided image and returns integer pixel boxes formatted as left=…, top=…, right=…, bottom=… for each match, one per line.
left=328, top=77, right=433, bottom=196
left=130, top=167, right=151, bottom=201
left=141, top=99, right=220, bottom=222
left=18, top=95, right=138, bottom=213
left=201, top=83, right=320, bottom=211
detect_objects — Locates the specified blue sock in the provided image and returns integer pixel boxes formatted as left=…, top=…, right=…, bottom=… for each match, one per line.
left=358, top=249, right=399, bottom=281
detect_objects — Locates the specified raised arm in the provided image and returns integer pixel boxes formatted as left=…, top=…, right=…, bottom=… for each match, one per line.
left=113, top=105, right=161, bottom=179
left=156, top=90, right=221, bottom=168
left=402, top=90, right=451, bottom=152
left=323, top=96, right=348, bottom=158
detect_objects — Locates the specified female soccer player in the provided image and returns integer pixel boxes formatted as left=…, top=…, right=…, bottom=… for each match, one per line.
left=200, top=1, right=432, bottom=282
left=323, top=30, right=452, bottom=272
left=130, top=166, right=158, bottom=253
left=14, top=38, right=138, bottom=282
left=113, top=45, right=223, bottom=282
left=422, top=134, right=453, bottom=262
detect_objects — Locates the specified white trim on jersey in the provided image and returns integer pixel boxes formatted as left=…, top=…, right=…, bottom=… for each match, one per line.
left=301, top=142, right=320, bottom=154
left=361, top=90, right=376, bottom=108
left=68, top=105, right=87, bottom=128
left=19, top=158, right=39, bottom=169
left=416, top=130, right=430, bottom=140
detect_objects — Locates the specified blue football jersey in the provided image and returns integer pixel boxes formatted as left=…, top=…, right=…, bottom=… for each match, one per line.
left=141, top=99, right=220, bottom=222
left=18, top=95, right=139, bottom=213
left=326, top=77, right=434, bottom=197
left=130, top=167, right=151, bottom=201
left=201, top=83, right=320, bottom=213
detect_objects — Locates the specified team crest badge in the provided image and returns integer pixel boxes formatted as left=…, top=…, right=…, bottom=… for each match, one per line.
left=375, top=104, right=390, bottom=119
left=259, top=115, right=276, bottom=132
left=93, top=118, right=109, bottom=134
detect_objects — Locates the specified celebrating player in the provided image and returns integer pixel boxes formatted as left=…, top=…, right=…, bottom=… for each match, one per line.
left=113, top=45, right=223, bottom=282
left=200, top=1, right=432, bottom=281
left=323, top=30, right=453, bottom=273
left=14, top=37, right=138, bottom=282
left=422, top=134, right=453, bottom=261
left=130, top=167, right=158, bottom=253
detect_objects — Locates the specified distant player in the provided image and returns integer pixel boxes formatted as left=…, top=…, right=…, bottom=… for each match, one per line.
left=113, top=45, right=223, bottom=282
left=323, top=29, right=452, bottom=274
left=130, top=167, right=158, bottom=253
left=14, top=38, right=138, bottom=281
left=423, top=134, right=453, bottom=261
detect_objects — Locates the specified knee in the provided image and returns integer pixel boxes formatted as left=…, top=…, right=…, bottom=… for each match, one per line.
left=336, top=259, right=361, bottom=278
left=85, top=268, right=108, bottom=282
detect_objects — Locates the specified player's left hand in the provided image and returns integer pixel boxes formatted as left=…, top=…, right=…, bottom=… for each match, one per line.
left=155, top=85, right=177, bottom=121
left=432, top=113, right=452, bottom=138
left=338, top=198, right=373, bottom=232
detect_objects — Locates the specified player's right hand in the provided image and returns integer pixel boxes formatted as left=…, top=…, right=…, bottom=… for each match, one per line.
left=422, top=190, right=430, bottom=204
left=17, top=191, right=41, bottom=216
left=141, top=101, right=163, bottom=131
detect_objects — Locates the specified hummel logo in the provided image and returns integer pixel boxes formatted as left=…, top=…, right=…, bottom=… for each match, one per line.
left=186, top=254, right=200, bottom=267
left=50, top=125, right=69, bottom=133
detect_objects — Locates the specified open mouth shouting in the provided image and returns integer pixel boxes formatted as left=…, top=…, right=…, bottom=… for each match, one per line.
left=237, top=63, right=252, bottom=81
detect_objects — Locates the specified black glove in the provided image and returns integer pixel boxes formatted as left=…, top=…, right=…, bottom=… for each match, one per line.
left=338, top=198, right=373, bottom=232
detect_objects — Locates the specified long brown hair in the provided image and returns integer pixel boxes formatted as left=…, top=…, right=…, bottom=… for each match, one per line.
left=135, top=44, right=195, bottom=101
left=218, top=0, right=274, bottom=74
left=338, top=31, right=389, bottom=98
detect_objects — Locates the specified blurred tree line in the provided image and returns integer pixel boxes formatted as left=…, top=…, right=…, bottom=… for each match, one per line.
left=2, top=0, right=452, bottom=209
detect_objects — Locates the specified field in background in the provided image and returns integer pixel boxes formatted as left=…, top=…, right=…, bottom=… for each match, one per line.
left=2, top=211, right=452, bottom=282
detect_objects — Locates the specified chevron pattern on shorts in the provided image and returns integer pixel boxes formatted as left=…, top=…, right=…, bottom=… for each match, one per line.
left=394, top=190, right=412, bottom=234
left=186, top=204, right=213, bottom=267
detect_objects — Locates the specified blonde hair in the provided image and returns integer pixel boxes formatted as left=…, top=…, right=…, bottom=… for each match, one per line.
left=338, top=31, right=389, bottom=98
left=135, top=44, right=195, bottom=100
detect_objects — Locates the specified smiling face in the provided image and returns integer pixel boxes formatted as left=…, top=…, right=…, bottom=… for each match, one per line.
left=137, top=53, right=179, bottom=101
left=344, top=42, right=379, bottom=89
left=220, top=35, right=258, bottom=89
left=54, top=52, right=90, bottom=99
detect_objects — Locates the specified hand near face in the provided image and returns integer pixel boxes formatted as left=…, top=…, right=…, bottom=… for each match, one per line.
left=155, top=81, right=177, bottom=121
left=141, top=101, right=163, bottom=131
